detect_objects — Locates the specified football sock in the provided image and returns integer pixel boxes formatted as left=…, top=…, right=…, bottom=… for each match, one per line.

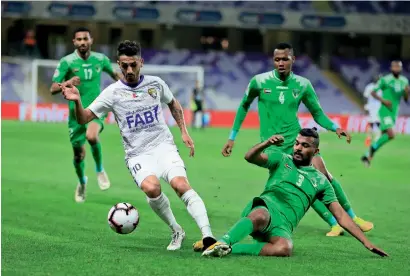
left=90, top=142, right=104, bottom=173
left=181, top=189, right=213, bottom=238
left=311, top=200, right=338, bottom=227
left=365, top=133, right=390, bottom=158
left=231, top=242, right=266, bottom=256
left=330, top=178, right=353, bottom=214
left=73, top=158, right=86, bottom=185
left=219, top=217, right=254, bottom=245
left=147, top=193, right=182, bottom=233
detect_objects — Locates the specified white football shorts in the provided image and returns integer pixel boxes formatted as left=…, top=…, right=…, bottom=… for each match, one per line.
left=126, top=142, right=187, bottom=187
left=367, top=108, right=380, bottom=124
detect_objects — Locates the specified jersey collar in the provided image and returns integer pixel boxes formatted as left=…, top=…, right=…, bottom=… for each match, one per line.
left=74, top=50, right=90, bottom=61
left=273, top=69, right=293, bottom=82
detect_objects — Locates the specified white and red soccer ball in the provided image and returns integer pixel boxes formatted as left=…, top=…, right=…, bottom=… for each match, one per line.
left=107, top=203, right=139, bottom=234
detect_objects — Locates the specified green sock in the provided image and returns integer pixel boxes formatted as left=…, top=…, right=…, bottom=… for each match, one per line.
left=90, top=142, right=103, bottom=173
left=365, top=133, right=390, bottom=158
left=231, top=242, right=267, bottom=256
left=73, top=159, right=86, bottom=185
left=312, top=200, right=337, bottom=227
left=220, top=217, right=254, bottom=246
left=331, top=178, right=351, bottom=211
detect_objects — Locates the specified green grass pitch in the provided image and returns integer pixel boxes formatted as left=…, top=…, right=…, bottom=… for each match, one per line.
left=2, top=120, right=410, bottom=275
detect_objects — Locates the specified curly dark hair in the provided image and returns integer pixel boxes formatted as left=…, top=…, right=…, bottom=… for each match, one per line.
left=117, top=40, right=141, bottom=57
left=299, top=127, right=319, bottom=147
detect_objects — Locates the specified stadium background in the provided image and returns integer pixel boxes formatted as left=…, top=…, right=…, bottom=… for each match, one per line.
left=2, top=1, right=410, bottom=275
left=2, top=1, right=410, bottom=132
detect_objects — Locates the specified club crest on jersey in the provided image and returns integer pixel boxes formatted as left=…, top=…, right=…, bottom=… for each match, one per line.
left=263, top=88, right=271, bottom=94
left=292, top=89, right=301, bottom=98
left=148, top=88, right=157, bottom=99
left=95, top=65, right=101, bottom=73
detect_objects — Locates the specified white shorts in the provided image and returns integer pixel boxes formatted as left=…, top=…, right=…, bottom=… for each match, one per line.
left=126, top=143, right=187, bottom=187
left=367, top=109, right=380, bottom=124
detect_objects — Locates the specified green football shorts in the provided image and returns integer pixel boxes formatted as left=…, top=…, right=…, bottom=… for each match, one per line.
left=241, top=196, right=293, bottom=243
left=68, top=114, right=105, bottom=148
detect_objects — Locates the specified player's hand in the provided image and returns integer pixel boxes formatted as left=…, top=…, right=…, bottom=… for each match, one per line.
left=365, top=243, right=389, bottom=257
left=335, top=128, right=352, bottom=144
left=267, top=135, right=284, bottom=145
left=182, top=133, right=195, bottom=157
left=382, top=99, right=392, bottom=110
left=60, top=83, right=80, bottom=102
left=222, top=140, right=234, bottom=157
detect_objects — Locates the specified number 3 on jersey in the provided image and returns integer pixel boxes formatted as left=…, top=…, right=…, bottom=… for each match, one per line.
left=84, top=68, right=93, bottom=80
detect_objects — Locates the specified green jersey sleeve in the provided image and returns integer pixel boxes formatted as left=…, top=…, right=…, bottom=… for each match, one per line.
left=373, top=77, right=386, bottom=91
left=262, top=150, right=283, bottom=170
left=102, top=55, right=115, bottom=76
left=317, top=180, right=338, bottom=205
left=302, top=81, right=337, bottom=131
left=231, top=77, right=260, bottom=133
left=52, top=58, right=69, bottom=83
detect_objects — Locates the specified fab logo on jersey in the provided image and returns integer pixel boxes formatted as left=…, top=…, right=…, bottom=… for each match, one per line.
left=125, top=105, right=159, bottom=130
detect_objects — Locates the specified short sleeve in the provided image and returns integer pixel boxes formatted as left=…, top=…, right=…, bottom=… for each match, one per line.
left=102, top=55, right=115, bottom=75
left=262, top=151, right=284, bottom=170
left=317, top=180, right=338, bottom=205
left=158, top=78, right=174, bottom=104
left=88, top=86, right=115, bottom=118
left=52, top=59, right=69, bottom=83
left=374, top=77, right=385, bottom=91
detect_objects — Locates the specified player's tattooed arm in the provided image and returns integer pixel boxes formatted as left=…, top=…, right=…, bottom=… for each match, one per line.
left=168, top=98, right=188, bottom=134
left=168, top=98, right=195, bottom=157
left=327, top=202, right=388, bottom=257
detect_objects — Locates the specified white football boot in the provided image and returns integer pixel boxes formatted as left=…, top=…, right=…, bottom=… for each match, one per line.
left=167, top=230, right=186, bottom=251
left=75, top=176, right=88, bottom=203
left=97, top=171, right=110, bottom=190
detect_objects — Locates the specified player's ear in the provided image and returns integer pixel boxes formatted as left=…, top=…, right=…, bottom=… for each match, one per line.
left=314, top=148, right=319, bottom=155
left=140, top=57, right=144, bottom=67
left=292, top=55, right=296, bottom=64
left=89, top=37, right=94, bottom=45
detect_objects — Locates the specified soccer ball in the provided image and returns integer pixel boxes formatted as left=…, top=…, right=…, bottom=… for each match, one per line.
left=107, top=203, right=140, bottom=234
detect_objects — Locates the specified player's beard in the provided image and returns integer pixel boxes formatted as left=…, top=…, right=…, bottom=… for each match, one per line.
left=292, top=152, right=310, bottom=166
left=392, top=71, right=400, bottom=78
left=77, top=45, right=89, bottom=55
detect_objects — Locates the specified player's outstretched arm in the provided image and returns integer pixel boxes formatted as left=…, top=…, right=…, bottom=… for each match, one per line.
left=327, top=202, right=388, bottom=257
left=303, top=82, right=351, bottom=143
left=244, top=135, right=284, bottom=167
left=50, top=77, right=81, bottom=95
left=222, top=78, right=259, bottom=157
left=60, top=84, right=96, bottom=124
left=167, top=98, right=195, bottom=157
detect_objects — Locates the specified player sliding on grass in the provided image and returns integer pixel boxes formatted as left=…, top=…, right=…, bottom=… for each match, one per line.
left=220, top=42, right=373, bottom=238
left=361, top=60, right=409, bottom=167
left=203, top=129, right=388, bottom=258
left=60, top=40, right=216, bottom=251
left=50, top=27, right=121, bottom=203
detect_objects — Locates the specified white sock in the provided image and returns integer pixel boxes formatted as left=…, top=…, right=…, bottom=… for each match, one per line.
left=147, top=193, right=182, bottom=233
left=181, top=189, right=213, bottom=238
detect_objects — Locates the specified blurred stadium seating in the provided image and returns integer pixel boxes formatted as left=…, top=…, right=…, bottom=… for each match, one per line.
left=2, top=0, right=410, bottom=128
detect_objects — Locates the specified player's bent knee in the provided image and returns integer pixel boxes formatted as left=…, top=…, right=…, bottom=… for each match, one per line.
left=260, top=240, right=293, bottom=257
left=86, top=134, right=99, bottom=145
left=140, top=176, right=161, bottom=198
left=170, top=176, right=191, bottom=197
left=248, top=208, right=270, bottom=231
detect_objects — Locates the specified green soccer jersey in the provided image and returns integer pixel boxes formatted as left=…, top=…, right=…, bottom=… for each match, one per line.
left=52, top=51, right=115, bottom=109
left=374, top=73, right=409, bottom=115
left=232, top=70, right=337, bottom=152
left=261, top=151, right=337, bottom=231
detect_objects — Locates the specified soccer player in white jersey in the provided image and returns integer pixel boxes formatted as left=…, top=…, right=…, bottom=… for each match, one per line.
left=363, top=75, right=382, bottom=146
left=59, top=40, right=217, bottom=251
